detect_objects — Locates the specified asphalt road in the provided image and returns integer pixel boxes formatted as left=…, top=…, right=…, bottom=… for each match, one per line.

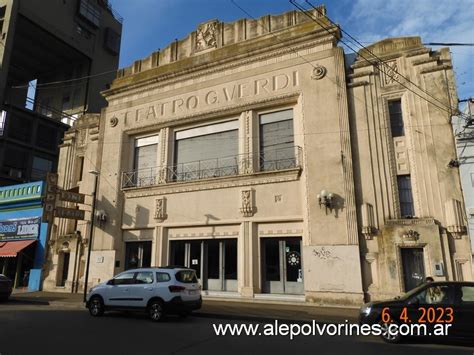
left=0, top=303, right=472, bottom=355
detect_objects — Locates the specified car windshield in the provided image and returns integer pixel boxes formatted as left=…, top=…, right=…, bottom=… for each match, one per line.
left=400, top=283, right=428, bottom=300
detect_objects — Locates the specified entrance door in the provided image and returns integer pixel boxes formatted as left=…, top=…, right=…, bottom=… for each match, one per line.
left=59, top=253, right=70, bottom=287
left=125, top=241, right=152, bottom=270
left=169, top=239, right=237, bottom=291
left=401, top=247, right=425, bottom=291
left=262, top=237, right=303, bottom=294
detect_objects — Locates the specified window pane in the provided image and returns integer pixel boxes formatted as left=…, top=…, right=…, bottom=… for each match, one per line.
left=174, top=129, right=238, bottom=181
left=397, top=175, right=415, bottom=217
left=224, top=239, right=237, bottom=280
left=156, top=272, right=171, bottom=282
left=207, top=240, right=220, bottom=279
left=389, top=100, right=404, bottom=137
left=461, top=286, right=474, bottom=303
left=175, top=270, right=198, bottom=283
left=135, top=272, right=154, bottom=284
left=114, top=272, right=135, bottom=285
left=259, top=110, right=295, bottom=171
left=134, top=137, right=158, bottom=187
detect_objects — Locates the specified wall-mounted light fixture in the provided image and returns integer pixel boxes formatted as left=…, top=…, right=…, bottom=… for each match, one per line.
left=317, top=189, right=334, bottom=214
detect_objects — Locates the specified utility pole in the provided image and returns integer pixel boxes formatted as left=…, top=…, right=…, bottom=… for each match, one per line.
left=83, top=170, right=99, bottom=302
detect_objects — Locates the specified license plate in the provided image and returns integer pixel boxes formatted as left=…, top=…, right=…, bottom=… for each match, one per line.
left=188, top=290, right=197, bottom=295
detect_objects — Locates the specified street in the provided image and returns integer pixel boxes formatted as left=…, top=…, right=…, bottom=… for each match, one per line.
left=0, top=302, right=472, bottom=355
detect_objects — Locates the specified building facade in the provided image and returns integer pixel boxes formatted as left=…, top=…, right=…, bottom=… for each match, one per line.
left=45, top=7, right=473, bottom=305
left=0, top=181, right=49, bottom=291
left=0, top=0, right=122, bottom=185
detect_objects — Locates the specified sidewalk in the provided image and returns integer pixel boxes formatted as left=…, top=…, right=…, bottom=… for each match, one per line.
left=8, top=291, right=360, bottom=323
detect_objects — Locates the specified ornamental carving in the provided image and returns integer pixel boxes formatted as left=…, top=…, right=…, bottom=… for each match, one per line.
left=109, top=116, right=118, bottom=127
left=240, top=189, right=255, bottom=217
left=402, top=229, right=420, bottom=241
left=154, top=197, right=167, bottom=221
left=380, top=60, right=399, bottom=87
left=196, top=21, right=218, bottom=51
left=311, top=65, right=327, bottom=80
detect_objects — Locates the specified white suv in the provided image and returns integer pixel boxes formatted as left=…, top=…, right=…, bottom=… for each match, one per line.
left=86, top=267, right=202, bottom=321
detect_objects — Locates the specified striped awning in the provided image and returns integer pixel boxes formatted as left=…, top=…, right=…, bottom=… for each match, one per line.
left=0, top=240, right=36, bottom=257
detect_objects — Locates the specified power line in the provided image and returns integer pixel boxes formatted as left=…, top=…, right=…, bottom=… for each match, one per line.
left=293, top=0, right=467, bottom=121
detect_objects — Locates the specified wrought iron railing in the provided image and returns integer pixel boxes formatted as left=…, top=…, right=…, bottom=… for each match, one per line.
left=121, top=145, right=302, bottom=189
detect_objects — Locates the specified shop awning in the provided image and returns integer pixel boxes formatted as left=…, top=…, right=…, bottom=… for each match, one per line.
left=0, top=240, right=36, bottom=257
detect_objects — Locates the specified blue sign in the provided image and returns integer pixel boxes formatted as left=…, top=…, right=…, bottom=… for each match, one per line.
left=0, top=217, right=41, bottom=241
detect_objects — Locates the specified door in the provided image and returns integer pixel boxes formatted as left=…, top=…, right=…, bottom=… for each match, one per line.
left=454, top=284, right=474, bottom=339
left=59, top=253, right=70, bottom=287
left=125, top=241, right=152, bottom=270
left=262, top=238, right=303, bottom=294
left=104, top=271, right=135, bottom=307
left=401, top=248, right=425, bottom=291
left=127, top=271, right=155, bottom=308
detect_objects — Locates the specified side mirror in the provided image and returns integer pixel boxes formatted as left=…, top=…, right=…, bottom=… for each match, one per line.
left=107, top=279, right=115, bottom=286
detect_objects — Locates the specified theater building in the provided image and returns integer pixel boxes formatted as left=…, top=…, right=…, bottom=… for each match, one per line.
left=44, top=6, right=473, bottom=305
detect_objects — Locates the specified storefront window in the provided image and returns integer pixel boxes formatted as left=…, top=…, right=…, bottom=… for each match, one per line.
left=124, top=241, right=151, bottom=270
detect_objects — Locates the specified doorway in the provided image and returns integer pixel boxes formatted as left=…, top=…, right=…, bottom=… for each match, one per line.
left=261, top=237, right=303, bottom=294
left=125, top=241, right=152, bottom=270
left=169, top=239, right=237, bottom=291
left=401, top=247, right=425, bottom=291
left=58, top=252, right=70, bottom=287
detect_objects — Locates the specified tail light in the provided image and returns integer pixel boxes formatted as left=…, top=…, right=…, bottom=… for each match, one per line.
left=168, top=285, right=186, bottom=293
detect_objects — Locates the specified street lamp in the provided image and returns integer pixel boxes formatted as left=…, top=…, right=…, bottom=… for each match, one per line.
left=83, top=170, right=99, bottom=302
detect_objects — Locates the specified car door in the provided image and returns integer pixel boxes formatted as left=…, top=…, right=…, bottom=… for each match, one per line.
left=453, top=284, right=474, bottom=339
left=104, top=271, right=136, bottom=307
left=127, top=271, right=155, bottom=308
left=408, top=284, right=457, bottom=337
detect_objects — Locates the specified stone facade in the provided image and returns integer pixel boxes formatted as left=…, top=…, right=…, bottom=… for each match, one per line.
left=43, top=6, right=473, bottom=305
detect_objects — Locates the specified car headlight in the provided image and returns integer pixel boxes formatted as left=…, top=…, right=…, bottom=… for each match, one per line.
left=361, top=304, right=372, bottom=316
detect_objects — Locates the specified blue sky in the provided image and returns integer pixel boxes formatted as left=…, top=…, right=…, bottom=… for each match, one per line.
left=109, top=0, right=473, bottom=100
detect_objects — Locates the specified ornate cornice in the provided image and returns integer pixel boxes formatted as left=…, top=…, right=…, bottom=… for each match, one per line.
left=105, top=36, right=335, bottom=102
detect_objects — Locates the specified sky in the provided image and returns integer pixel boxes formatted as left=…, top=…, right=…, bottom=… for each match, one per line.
left=109, top=0, right=474, bottom=101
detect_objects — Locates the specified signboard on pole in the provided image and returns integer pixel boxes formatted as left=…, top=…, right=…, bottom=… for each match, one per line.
left=42, top=173, right=58, bottom=222
left=59, top=190, right=86, bottom=204
left=54, top=207, right=86, bottom=220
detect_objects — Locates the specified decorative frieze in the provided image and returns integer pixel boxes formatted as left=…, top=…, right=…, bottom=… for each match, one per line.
left=379, top=60, right=399, bottom=87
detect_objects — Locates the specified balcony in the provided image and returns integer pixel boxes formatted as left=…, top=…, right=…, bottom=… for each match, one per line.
left=122, top=146, right=302, bottom=189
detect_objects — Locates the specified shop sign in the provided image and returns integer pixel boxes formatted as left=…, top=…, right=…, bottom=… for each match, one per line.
left=42, top=173, right=58, bottom=222
left=0, top=216, right=41, bottom=241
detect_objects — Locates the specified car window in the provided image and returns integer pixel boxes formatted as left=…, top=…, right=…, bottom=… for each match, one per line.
left=156, top=272, right=171, bottom=282
left=113, top=272, right=136, bottom=285
left=460, top=286, right=474, bottom=306
left=414, top=285, right=455, bottom=305
left=176, top=270, right=198, bottom=283
left=135, top=272, right=154, bottom=284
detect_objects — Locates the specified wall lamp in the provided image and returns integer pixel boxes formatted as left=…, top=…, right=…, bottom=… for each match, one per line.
left=317, top=189, right=334, bottom=214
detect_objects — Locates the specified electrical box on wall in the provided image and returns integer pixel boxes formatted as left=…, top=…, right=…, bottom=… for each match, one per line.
left=434, top=262, right=444, bottom=276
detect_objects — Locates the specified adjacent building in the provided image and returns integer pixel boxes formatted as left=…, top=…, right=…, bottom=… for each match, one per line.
left=0, top=0, right=122, bottom=185
left=453, top=100, right=474, bottom=278
left=0, top=181, right=48, bottom=291
left=44, top=6, right=473, bottom=305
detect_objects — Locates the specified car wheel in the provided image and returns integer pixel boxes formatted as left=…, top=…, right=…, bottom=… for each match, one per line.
left=88, top=296, right=104, bottom=317
left=379, top=321, right=402, bottom=344
left=148, top=300, right=165, bottom=322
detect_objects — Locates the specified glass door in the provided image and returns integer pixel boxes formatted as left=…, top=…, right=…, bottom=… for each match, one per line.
left=262, top=237, right=303, bottom=294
